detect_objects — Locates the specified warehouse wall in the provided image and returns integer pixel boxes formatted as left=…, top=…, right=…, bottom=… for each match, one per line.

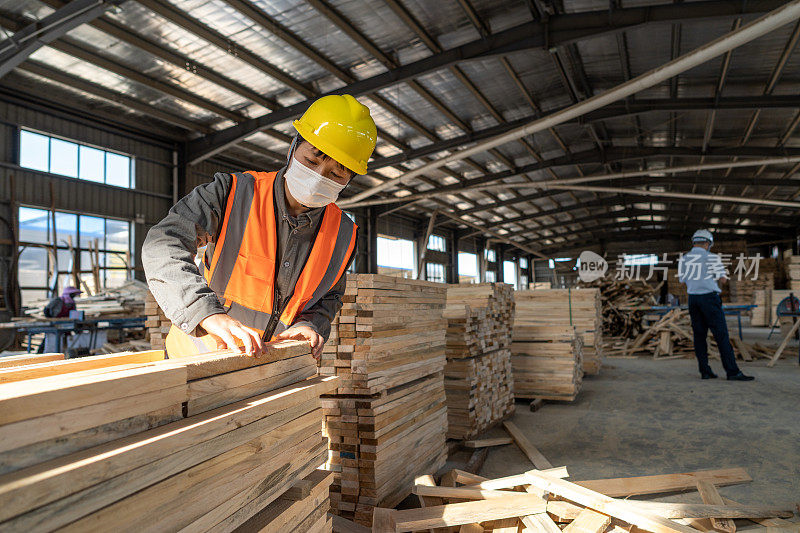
left=0, top=98, right=176, bottom=293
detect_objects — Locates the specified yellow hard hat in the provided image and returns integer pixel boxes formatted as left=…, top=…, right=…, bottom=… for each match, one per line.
left=293, top=94, right=377, bottom=175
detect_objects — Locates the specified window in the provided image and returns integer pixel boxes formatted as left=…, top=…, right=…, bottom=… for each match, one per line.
left=17, top=207, right=134, bottom=306
left=19, top=129, right=134, bottom=188
left=485, top=270, right=496, bottom=282
left=623, top=253, right=658, bottom=266
left=427, top=235, right=445, bottom=252
left=426, top=262, right=446, bottom=283
left=503, top=260, right=517, bottom=288
left=520, top=257, right=528, bottom=269
left=457, top=252, right=479, bottom=284
left=377, top=235, right=416, bottom=278
left=485, top=249, right=496, bottom=262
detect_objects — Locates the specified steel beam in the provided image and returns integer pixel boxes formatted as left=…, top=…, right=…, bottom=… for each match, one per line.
left=186, top=0, right=787, bottom=164
left=0, top=0, right=121, bottom=78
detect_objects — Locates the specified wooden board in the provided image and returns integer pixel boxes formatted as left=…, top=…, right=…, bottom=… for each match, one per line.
left=0, top=353, right=64, bottom=369
left=0, top=350, right=165, bottom=383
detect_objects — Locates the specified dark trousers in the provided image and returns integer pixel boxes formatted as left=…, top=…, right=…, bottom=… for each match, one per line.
left=687, top=292, right=740, bottom=377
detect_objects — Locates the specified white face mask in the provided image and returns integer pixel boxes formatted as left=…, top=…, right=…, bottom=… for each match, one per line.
left=284, top=157, right=347, bottom=208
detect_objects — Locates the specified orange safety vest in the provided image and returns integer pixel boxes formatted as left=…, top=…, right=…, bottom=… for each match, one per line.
left=166, top=170, right=357, bottom=356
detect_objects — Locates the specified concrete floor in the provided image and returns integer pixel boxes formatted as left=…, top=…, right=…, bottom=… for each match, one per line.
left=473, top=324, right=800, bottom=516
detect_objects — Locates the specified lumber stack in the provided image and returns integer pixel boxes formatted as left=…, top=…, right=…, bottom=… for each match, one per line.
left=511, top=325, right=583, bottom=401
left=0, top=340, right=339, bottom=532
left=144, top=290, right=171, bottom=349
left=443, top=283, right=515, bottom=440
left=786, top=253, right=800, bottom=291
left=320, top=274, right=448, bottom=527
left=515, top=289, right=602, bottom=375
left=319, top=274, right=447, bottom=394
left=24, top=280, right=148, bottom=319
left=580, top=278, right=659, bottom=339
left=729, top=272, right=774, bottom=310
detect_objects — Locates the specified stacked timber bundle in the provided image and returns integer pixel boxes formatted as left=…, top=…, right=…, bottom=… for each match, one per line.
left=515, top=289, right=602, bottom=374
left=511, top=325, right=583, bottom=401
left=443, top=283, right=515, bottom=440
left=729, top=272, right=774, bottom=306
left=321, top=274, right=448, bottom=527
left=144, top=290, right=171, bottom=349
left=0, top=340, right=338, bottom=532
left=444, top=283, right=515, bottom=357
left=24, top=281, right=149, bottom=319
left=786, top=253, right=800, bottom=291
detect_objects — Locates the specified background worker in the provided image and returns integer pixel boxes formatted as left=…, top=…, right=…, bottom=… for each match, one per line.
left=43, top=286, right=81, bottom=318
left=678, top=229, right=754, bottom=381
left=142, top=94, right=376, bottom=359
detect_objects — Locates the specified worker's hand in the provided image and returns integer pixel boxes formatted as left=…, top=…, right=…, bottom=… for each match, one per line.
left=199, top=313, right=263, bottom=356
left=275, top=325, right=324, bottom=360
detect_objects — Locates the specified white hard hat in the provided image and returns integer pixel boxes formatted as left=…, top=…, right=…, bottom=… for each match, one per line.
left=692, top=229, right=714, bottom=243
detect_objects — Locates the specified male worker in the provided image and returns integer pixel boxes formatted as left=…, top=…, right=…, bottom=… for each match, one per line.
left=678, top=229, right=753, bottom=381
left=142, top=95, right=376, bottom=359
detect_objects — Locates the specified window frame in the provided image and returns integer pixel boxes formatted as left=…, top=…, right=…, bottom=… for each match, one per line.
left=19, top=128, right=135, bottom=189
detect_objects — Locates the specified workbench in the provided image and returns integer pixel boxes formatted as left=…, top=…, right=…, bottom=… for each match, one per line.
left=0, top=317, right=145, bottom=354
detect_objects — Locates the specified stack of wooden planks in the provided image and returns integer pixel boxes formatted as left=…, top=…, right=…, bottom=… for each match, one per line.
left=320, top=274, right=447, bottom=394
left=24, top=281, right=149, bottom=319
left=144, top=290, right=171, bottom=349
left=752, top=289, right=796, bottom=328
left=785, top=253, right=800, bottom=291
left=444, top=283, right=515, bottom=440
left=511, top=325, right=583, bottom=401
left=515, top=289, right=602, bottom=375
left=729, top=273, right=774, bottom=311
left=0, top=340, right=339, bottom=532
left=373, top=458, right=791, bottom=532
left=320, top=274, right=448, bottom=527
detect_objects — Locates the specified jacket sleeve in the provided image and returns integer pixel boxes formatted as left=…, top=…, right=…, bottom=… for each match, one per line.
left=291, top=244, right=356, bottom=343
left=142, top=172, right=232, bottom=335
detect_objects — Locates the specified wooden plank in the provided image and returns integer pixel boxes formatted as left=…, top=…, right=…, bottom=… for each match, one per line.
left=331, top=513, right=372, bottom=533
left=0, top=384, right=186, bottom=453
left=767, top=318, right=800, bottom=367
left=0, top=353, right=63, bottom=369
left=575, top=468, right=752, bottom=498
left=723, top=498, right=798, bottom=530
left=464, top=447, right=489, bottom=474
left=0, top=365, right=186, bottom=425
left=177, top=340, right=311, bottom=379
left=373, top=508, right=398, bottom=533
left=415, top=474, right=446, bottom=533
left=459, top=524, right=484, bottom=533
left=463, top=437, right=513, bottom=448
left=503, top=421, right=553, bottom=470
left=376, top=493, right=548, bottom=532
left=463, top=467, right=569, bottom=490
left=563, top=508, right=613, bottom=533
left=547, top=500, right=793, bottom=520
left=0, top=350, right=165, bottom=383
left=695, top=480, right=735, bottom=533
left=522, top=512, right=562, bottom=533
left=524, top=470, right=699, bottom=533
left=413, top=485, right=525, bottom=500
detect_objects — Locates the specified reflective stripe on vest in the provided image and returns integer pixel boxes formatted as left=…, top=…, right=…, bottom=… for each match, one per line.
left=202, top=170, right=356, bottom=336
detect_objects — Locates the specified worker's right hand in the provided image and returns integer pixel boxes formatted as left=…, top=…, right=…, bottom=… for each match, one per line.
left=199, top=313, right=263, bottom=356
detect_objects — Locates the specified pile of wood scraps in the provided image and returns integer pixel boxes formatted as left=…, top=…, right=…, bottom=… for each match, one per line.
left=580, top=278, right=659, bottom=338
left=444, top=283, right=515, bottom=440
left=516, top=288, right=603, bottom=375
left=373, top=423, right=793, bottom=533
left=511, top=325, right=583, bottom=401
left=24, top=280, right=149, bottom=319
left=0, top=340, right=338, bottom=532
left=320, top=274, right=448, bottom=527
left=606, top=309, right=773, bottom=361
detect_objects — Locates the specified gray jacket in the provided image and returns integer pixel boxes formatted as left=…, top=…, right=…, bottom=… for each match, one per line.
left=141, top=168, right=353, bottom=342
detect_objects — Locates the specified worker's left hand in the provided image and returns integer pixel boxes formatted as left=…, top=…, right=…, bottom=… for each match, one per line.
left=275, top=325, right=324, bottom=360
